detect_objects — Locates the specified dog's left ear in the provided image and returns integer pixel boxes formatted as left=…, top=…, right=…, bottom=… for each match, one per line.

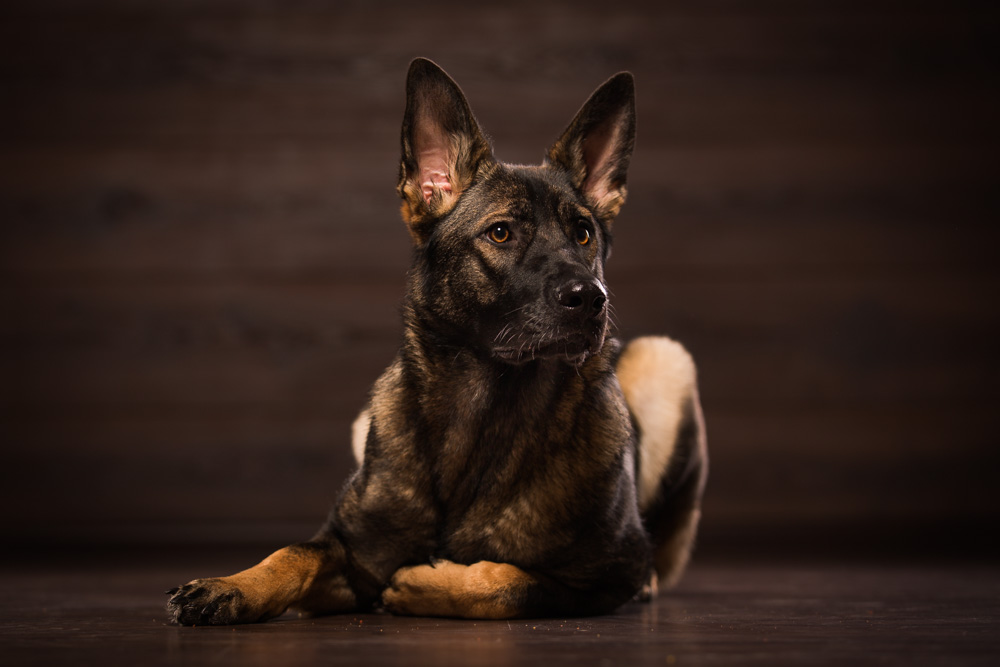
left=398, top=58, right=495, bottom=244
left=546, top=73, right=636, bottom=224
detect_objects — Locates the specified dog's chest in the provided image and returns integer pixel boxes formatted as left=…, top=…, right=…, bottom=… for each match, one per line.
left=408, top=355, right=630, bottom=564
left=428, top=415, right=613, bottom=565
left=440, top=476, right=574, bottom=565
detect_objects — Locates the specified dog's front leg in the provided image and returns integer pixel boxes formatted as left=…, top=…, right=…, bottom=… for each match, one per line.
left=166, top=539, right=354, bottom=625
left=382, top=560, right=541, bottom=619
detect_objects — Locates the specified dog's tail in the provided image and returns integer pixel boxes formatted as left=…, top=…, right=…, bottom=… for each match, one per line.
left=616, top=336, right=708, bottom=589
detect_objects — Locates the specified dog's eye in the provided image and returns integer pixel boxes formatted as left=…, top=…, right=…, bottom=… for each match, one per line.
left=575, top=224, right=591, bottom=246
left=488, top=223, right=511, bottom=244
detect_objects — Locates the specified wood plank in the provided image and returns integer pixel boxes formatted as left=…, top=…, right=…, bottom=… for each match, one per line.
left=1, top=411, right=354, bottom=527
left=4, top=78, right=992, bottom=150
left=3, top=1, right=988, bottom=89
left=3, top=275, right=993, bottom=408
left=1, top=0, right=997, bottom=549
left=1, top=405, right=994, bottom=531
left=613, top=274, right=998, bottom=406
left=2, top=2, right=992, bottom=153
left=0, top=281, right=402, bottom=410
left=702, top=405, right=999, bottom=526
left=1, top=144, right=992, bottom=276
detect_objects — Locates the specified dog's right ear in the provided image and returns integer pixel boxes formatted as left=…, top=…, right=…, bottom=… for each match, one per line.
left=397, top=58, right=494, bottom=244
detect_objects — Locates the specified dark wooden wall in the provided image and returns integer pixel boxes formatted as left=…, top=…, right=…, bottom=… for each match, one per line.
left=2, top=0, right=997, bottom=554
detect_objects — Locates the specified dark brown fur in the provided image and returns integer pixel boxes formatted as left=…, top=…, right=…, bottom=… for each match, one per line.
left=166, top=58, right=707, bottom=624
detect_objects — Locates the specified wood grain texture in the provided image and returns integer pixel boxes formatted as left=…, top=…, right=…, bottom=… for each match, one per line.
left=1, top=0, right=997, bottom=552
left=2, top=554, right=998, bottom=666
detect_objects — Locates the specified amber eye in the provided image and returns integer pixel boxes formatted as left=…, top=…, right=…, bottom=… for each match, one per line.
left=575, top=224, right=591, bottom=246
left=488, top=223, right=511, bottom=244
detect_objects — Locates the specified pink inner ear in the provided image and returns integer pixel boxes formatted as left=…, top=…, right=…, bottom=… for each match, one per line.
left=581, top=111, right=624, bottom=202
left=414, top=110, right=453, bottom=205
left=419, top=164, right=452, bottom=204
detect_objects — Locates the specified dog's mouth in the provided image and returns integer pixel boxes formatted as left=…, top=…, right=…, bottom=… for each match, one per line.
left=491, top=329, right=606, bottom=366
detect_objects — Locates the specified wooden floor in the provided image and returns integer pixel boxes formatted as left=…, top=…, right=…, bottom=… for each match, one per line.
left=3, top=550, right=997, bottom=666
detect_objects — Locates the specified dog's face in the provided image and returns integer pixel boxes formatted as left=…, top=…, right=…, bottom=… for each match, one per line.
left=421, top=166, right=611, bottom=365
left=396, top=59, right=635, bottom=366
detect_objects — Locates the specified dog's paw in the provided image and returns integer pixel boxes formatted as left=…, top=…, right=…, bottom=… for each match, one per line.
left=382, top=561, right=458, bottom=617
left=383, top=560, right=529, bottom=619
left=634, top=569, right=658, bottom=603
left=165, top=578, right=254, bottom=626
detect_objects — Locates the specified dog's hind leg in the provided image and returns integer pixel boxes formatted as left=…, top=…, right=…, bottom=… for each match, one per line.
left=616, top=336, right=708, bottom=592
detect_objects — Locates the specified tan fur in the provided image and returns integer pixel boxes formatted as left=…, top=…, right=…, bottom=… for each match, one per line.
left=173, top=545, right=348, bottom=624
left=232, top=548, right=326, bottom=613
left=615, top=336, right=698, bottom=511
left=383, top=559, right=535, bottom=619
left=350, top=408, right=370, bottom=464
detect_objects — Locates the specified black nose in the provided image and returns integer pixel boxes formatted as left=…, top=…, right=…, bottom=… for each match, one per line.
left=555, top=279, right=607, bottom=319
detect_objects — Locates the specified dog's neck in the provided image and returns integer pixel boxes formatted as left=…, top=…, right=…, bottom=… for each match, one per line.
left=401, top=315, right=616, bottom=419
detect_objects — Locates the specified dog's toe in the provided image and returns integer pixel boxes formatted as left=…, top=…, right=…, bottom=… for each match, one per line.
left=166, top=579, right=249, bottom=626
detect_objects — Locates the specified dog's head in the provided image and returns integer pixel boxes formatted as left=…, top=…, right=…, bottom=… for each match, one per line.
left=398, top=58, right=635, bottom=366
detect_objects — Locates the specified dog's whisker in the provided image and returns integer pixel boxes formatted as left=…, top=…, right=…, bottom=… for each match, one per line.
left=503, top=304, right=531, bottom=318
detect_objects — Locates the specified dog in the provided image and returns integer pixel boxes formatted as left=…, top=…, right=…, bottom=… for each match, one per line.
left=166, top=58, right=707, bottom=624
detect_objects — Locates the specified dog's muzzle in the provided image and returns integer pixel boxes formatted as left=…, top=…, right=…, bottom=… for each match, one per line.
left=490, top=275, right=609, bottom=366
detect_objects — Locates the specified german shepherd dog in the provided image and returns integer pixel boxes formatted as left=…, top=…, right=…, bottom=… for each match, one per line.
left=166, top=58, right=707, bottom=624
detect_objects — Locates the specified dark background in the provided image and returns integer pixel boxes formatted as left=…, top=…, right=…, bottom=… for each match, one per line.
left=2, top=0, right=997, bottom=559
